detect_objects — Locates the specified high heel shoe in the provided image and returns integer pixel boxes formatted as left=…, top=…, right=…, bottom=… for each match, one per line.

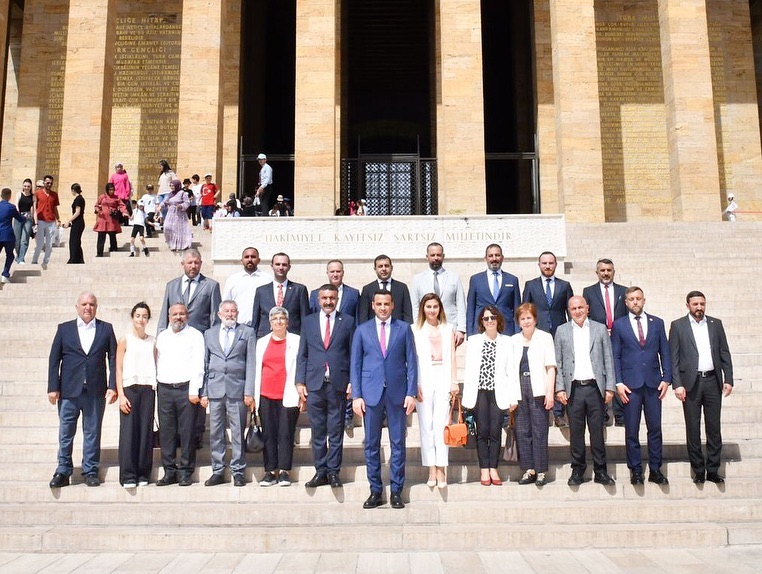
left=480, top=477, right=492, bottom=486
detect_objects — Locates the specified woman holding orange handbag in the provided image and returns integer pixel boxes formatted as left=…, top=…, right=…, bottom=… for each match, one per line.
left=413, top=293, right=459, bottom=489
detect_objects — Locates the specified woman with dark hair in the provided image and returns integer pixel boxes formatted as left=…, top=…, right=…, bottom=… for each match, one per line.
left=413, top=293, right=459, bottom=488
left=510, top=303, right=556, bottom=486
left=160, top=178, right=192, bottom=253
left=62, top=183, right=85, bottom=264
left=13, top=178, right=35, bottom=264
left=93, top=182, right=124, bottom=257
left=462, top=306, right=517, bottom=486
left=115, top=302, right=157, bottom=488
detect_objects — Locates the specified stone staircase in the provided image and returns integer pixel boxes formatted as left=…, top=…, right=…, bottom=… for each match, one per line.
left=0, top=221, right=761, bottom=553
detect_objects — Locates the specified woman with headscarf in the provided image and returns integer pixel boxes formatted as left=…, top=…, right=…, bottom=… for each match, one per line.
left=160, top=179, right=192, bottom=253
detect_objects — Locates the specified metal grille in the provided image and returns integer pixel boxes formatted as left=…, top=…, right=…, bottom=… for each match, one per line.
left=340, top=157, right=438, bottom=215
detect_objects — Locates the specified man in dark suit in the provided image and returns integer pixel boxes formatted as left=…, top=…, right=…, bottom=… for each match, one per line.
left=200, top=300, right=257, bottom=487
left=669, top=290, right=733, bottom=484
left=357, top=254, right=413, bottom=324
left=297, top=284, right=355, bottom=489
left=47, top=292, right=117, bottom=488
left=555, top=296, right=616, bottom=486
left=466, top=243, right=521, bottom=336
left=582, top=258, right=628, bottom=427
left=611, top=287, right=671, bottom=485
left=351, top=290, right=418, bottom=509
left=251, top=252, right=309, bottom=337
left=309, top=259, right=360, bottom=319
left=0, top=187, right=25, bottom=283
left=158, top=247, right=222, bottom=448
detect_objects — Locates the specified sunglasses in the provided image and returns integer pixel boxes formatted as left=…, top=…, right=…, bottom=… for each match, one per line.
left=482, top=315, right=497, bottom=322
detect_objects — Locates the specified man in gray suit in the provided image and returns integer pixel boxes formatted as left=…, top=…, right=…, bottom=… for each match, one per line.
left=555, top=295, right=616, bottom=486
left=410, top=242, right=467, bottom=346
left=200, top=300, right=257, bottom=487
left=158, top=247, right=222, bottom=449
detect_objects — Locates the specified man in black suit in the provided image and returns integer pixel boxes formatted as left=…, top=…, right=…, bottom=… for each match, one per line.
left=297, top=284, right=355, bottom=489
left=522, top=251, right=574, bottom=427
left=582, top=258, right=628, bottom=426
left=309, top=259, right=360, bottom=319
left=47, top=292, right=117, bottom=488
left=669, top=290, right=733, bottom=484
left=251, top=252, right=310, bottom=337
left=357, top=254, right=413, bottom=324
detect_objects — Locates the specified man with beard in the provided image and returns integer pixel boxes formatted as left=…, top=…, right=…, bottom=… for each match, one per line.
left=222, top=246, right=273, bottom=326
left=466, top=244, right=521, bottom=336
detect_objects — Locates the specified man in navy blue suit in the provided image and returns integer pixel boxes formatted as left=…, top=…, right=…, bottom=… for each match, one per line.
left=351, top=290, right=418, bottom=509
left=297, top=284, right=355, bottom=489
left=0, top=187, right=25, bottom=283
left=309, top=260, right=360, bottom=319
left=251, top=252, right=310, bottom=337
left=611, top=287, right=672, bottom=485
left=466, top=243, right=521, bottom=336
left=47, top=292, right=117, bottom=488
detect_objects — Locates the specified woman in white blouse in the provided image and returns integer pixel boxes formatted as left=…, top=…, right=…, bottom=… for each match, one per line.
left=509, top=303, right=557, bottom=486
left=413, top=293, right=459, bottom=489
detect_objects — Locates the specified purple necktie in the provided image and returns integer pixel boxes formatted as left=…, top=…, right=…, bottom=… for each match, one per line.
left=380, top=321, right=387, bottom=357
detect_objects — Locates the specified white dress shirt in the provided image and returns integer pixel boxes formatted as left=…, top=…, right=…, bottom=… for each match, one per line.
left=689, top=315, right=714, bottom=371
left=571, top=319, right=596, bottom=380
left=375, top=316, right=391, bottom=349
left=183, top=275, right=198, bottom=302
left=77, top=317, right=96, bottom=355
left=156, top=324, right=206, bottom=396
left=222, top=268, right=273, bottom=324
left=272, top=279, right=289, bottom=305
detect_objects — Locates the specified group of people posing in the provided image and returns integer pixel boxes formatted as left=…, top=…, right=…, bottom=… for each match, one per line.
left=46, top=242, right=733, bottom=509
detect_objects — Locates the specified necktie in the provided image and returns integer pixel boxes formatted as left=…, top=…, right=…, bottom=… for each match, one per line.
left=604, top=284, right=613, bottom=330
left=635, top=315, right=645, bottom=347
left=433, top=272, right=440, bottom=297
left=492, top=271, right=500, bottom=301
left=381, top=281, right=389, bottom=291
left=323, top=314, right=331, bottom=349
left=380, top=321, right=387, bottom=357
left=224, top=327, right=233, bottom=353
left=183, top=278, right=192, bottom=305
left=277, top=283, right=284, bottom=306
left=545, top=278, right=553, bottom=308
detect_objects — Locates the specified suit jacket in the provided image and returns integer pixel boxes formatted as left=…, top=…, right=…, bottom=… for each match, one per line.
left=410, top=268, right=467, bottom=333
left=554, top=319, right=616, bottom=398
left=296, top=311, right=355, bottom=393
left=357, top=279, right=414, bottom=324
left=309, top=284, right=360, bottom=320
left=466, top=270, right=521, bottom=336
left=48, top=319, right=117, bottom=398
left=350, top=318, right=418, bottom=407
left=521, top=276, right=574, bottom=336
left=251, top=280, right=310, bottom=338
left=669, top=314, right=733, bottom=392
left=254, top=332, right=301, bottom=408
left=461, top=333, right=518, bottom=410
left=582, top=282, right=627, bottom=327
left=158, top=274, right=221, bottom=333
left=611, top=313, right=672, bottom=390
left=0, top=200, right=25, bottom=243
left=201, top=323, right=257, bottom=399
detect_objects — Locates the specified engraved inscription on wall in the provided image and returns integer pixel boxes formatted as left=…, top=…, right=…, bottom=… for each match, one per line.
left=43, top=24, right=68, bottom=178
left=595, top=1, right=671, bottom=221
left=110, top=4, right=182, bottom=188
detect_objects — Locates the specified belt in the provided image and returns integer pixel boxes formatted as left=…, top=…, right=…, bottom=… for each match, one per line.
left=521, top=371, right=531, bottom=377
left=158, top=381, right=190, bottom=389
left=697, top=370, right=716, bottom=378
left=572, top=379, right=596, bottom=386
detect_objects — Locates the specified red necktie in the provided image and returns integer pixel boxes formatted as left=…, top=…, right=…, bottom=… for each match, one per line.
left=604, top=284, right=613, bottom=330
left=380, top=321, right=387, bottom=357
left=636, top=315, right=646, bottom=348
left=323, top=314, right=331, bottom=349
left=277, top=283, right=284, bottom=307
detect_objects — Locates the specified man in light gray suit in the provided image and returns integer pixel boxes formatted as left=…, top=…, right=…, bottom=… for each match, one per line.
left=158, top=247, right=222, bottom=448
left=200, top=300, right=256, bottom=487
left=410, top=242, right=467, bottom=347
left=555, top=295, right=616, bottom=486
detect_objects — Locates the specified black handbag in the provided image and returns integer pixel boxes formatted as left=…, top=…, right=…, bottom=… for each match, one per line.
left=245, top=412, right=264, bottom=453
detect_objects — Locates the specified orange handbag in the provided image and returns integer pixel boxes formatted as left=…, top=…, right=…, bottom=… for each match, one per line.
left=444, top=396, right=469, bottom=447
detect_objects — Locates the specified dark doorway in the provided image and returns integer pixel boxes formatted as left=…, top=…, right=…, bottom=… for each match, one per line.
left=240, top=0, right=296, bottom=204
left=481, top=0, right=537, bottom=214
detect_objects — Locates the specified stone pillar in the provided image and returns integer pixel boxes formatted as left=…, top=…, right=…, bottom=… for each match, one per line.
left=658, top=0, right=721, bottom=221
left=293, top=0, right=337, bottom=216
left=220, top=0, right=241, bottom=197
left=0, top=0, right=11, bottom=157
left=435, top=0, right=486, bottom=215
left=57, top=0, right=115, bottom=222
left=177, top=0, right=223, bottom=186
left=534, top=0, right=559, bottom=214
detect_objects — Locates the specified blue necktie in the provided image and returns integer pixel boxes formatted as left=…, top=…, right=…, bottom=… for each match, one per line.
left=492, top=271, right=500, bottom=301
left=545, top=278, right=553, bottom=307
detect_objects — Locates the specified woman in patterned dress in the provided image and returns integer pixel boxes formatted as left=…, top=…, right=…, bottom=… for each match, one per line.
left=160, top=179, right=192, bottom=253
left=462, top=305, right=518, bottom=486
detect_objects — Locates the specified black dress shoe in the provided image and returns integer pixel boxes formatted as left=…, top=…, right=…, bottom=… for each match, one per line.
left=328, top=473, right=342, bottom=488
left=49, top=473, right=70, bottom=488
left=630, top=472, right=644, bottom=485
left=692, top=472, right=706, bottom=484
left=156, top=474, right=178, bottom=486
left=233, top=474, right=246, bottom=487
left=567, top=472, right=585, bottom=486
left=84, top=474, right=101, bottom=487
left=614, top=418, right=625, bottom=427
left=554, top=415, right=569, bottom=428
left=363, top=491, right=384, bottom=509
left=706, top=472, right=725, bottom=484
left=178, top=475, right=193, bottom=486
left=594, top=472, right=615, bottom=486
left=305, top=473, right=329, bottom=488
left=390, top=492, right=405, bottom=509
left=648, top=470, right=669, bottom=485
left=204, top=473, right=226, bottom=487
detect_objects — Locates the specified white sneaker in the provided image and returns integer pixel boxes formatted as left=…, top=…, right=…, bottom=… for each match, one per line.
left=137, top=480, right=149, bottom=487
left=16, top=261, right=25, bottom=265
left=0, top=276, right=9, bottom=284
left=122, top=482, right=137, bottom=489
